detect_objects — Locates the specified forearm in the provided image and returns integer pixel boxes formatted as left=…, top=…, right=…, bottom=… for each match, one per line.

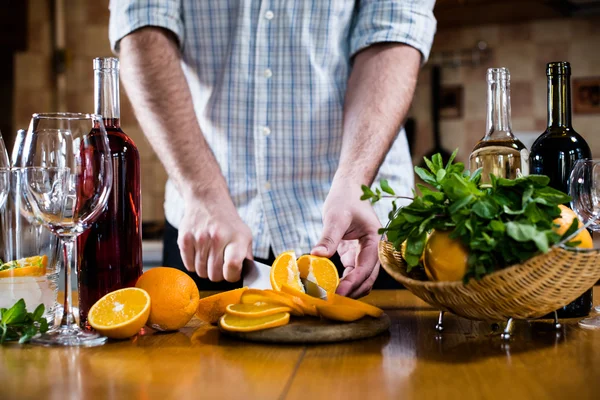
left=119, top=27, right=229, bottom=203
left=336, top=43, right=421, bottom=186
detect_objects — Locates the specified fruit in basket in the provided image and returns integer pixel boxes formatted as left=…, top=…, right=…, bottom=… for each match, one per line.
left=0, top=255, right=48, bottom=278
left=88, top=288, right=151, bottom=339
left=422, top=230, right=469, bottom=282
left=135, top=267, right=200, bottom=331
left=553, top=205, right=593, bottom=248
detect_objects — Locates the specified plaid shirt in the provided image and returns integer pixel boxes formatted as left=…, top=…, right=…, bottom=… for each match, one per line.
left=109, top=0, right=436, bottom=258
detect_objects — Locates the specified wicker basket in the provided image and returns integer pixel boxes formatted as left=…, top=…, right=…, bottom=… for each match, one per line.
left=378, top=240, right=600, bottom=321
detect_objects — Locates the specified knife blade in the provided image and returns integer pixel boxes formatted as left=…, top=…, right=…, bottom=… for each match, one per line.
left=242, top=258, right=273, bottom=290
left=300, top=277, right=328, bottom=300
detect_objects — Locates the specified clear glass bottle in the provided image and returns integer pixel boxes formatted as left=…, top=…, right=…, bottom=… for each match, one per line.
left=77, top=57, right=143, bottom=329
left=530, top=61, right=592, bottom=318
left=469, top=68, right=529, bottom=185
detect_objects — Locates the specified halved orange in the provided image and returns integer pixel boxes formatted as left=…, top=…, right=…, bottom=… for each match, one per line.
left=297, top=254, right=339, bottom=293
left=225, top=303, right=292, bottom=318
left=240, top=289, right=304, bottom=316
left=0, top=255, right=48, bottom=278
left=316, top=304, right=366, bottom=322
left=88, top=287, right=151, bottom=339
left=219, top=312, right=290, bottom=332
left=327, top=293, right=384, bottom=318
left=195, top=287, right=248, bottom=324
left=270, top=250, right=304, bottom=292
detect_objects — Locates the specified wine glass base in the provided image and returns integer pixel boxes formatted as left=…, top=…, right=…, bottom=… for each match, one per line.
left=578, top=317, right=600, bottom=330
left=31, top=325, right=106, bottom=347
left=594, top=306, right=600, bottom=313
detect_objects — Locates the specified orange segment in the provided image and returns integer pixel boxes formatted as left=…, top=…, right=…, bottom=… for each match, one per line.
left=316, top=304, right=366, bottom=322
left=135, top=267, right=200, bottom=331
left=240, top=289, right=304, bottom=316
left=225, top=303, right=292, bottom=318
left=297, top=254, right=339, bottom=293
left=270, top=250, right=304, bottom=292
left=195, top=287, right=248, bottom=324
left=280, top=284, right=330, bottom=316
left=88, top=288, right=151, bottom=339
left=219, top=312, right=290, bottom=332
left=0, top=255, right=48, bottom=278
left=327, top=293, right=384, bottom=318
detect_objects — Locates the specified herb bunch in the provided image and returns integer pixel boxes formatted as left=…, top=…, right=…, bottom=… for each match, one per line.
left=362, top=150, right=578, bottom=281
left=0, top=299, right=49, bottom=344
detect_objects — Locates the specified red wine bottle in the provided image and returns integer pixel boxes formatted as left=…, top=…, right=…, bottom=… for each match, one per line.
left=530, top=61, right=592, bottom=318
left=77, top=57, right=143, bottom=329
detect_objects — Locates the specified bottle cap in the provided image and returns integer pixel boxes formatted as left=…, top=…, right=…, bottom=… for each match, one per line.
left=93, top=57, right=119, bottom=71
left=487, top=67, right=510, bottom=83
left=546, top=61, right=570, bottom=76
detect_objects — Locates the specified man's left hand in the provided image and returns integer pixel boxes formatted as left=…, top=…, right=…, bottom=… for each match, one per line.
left=311, top=180, right=381, bottom=298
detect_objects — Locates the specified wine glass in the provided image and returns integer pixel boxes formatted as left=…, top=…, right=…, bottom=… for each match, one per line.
left=21, top=113, right=112, bottom=346
left=0, top=131, right=10, bottom=209
left=569, top=159, right=600, bottom=327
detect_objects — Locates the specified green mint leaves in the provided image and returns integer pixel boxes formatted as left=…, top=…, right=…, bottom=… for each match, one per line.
left=362, top=149, right=575, bottom=281
left=0, top=299, right=49, bottom=344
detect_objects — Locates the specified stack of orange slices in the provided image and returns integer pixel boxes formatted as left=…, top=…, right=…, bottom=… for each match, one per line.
left=193, top=252, right=383, bottom=333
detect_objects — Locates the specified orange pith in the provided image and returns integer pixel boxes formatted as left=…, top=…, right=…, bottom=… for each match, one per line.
left=195, top=287, right=248, bottom=324
left=219, top=312, right=290, bottom=332
left=88, top=288, right=151, bottom=339
left=296, top=254, right=340, bottom=293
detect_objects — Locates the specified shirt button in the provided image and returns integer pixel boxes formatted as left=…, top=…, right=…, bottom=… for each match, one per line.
left=264, top=68, right=272, bottom=78
left=264, top=182, right=271, bottom=191
left=265, top=10, right=274, bottom=20
left=262, top=126, right=271, bottom=136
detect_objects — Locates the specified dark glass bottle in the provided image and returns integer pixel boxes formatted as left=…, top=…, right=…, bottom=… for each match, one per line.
left=77, top=57, right=143, bottom=329
left=530, top=61, right=592, bottom=318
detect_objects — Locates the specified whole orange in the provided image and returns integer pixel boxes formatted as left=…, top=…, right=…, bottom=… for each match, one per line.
left=135, top=267, right=200, bottom=331
left=422, top=230, right=469, bottom=282
left=553, top=204, right=593, bottom=248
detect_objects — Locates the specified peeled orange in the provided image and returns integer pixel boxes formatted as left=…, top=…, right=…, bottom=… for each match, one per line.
left=88, top=288, right=151, bottom=339
left=219, top=312, right=290, bottom=332
left=135, top=267, right=200, bottom=331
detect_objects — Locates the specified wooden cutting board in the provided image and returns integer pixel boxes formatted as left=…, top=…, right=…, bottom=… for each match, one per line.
left=220, top=313, right=391, bottom=344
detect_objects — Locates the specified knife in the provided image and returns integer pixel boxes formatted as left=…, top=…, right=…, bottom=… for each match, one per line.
left=300, top=277, right=328, bottom=300
left=242, top=258, right=273, bottom=290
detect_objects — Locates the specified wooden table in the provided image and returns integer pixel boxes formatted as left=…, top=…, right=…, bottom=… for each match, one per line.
left=2, top=288, right=600, bottom=400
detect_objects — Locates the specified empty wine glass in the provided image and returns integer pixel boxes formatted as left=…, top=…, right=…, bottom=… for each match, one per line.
left=21, top=113, right=112, bottom=346
left=0, top=131, right=10, bottom=210
left=569, top=159, right=600, bottom=327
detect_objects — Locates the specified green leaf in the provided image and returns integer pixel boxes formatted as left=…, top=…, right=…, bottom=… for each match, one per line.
left=560, top=218, right=580, bottom=242
left=472, top=198, right=499, bottom=219
left=448, top=194, right=474, bottom=214
left=489, top=220, right=505, bottom=234
left=436, top=169, right=447, bottom=183
left=380, top=180, right=395, bottom=195
left=506, top=222, right=549, bottom=252
left=1, top=299, right=27, bottom=325
left=445, top=149, right=458, bottom=169
left=432, top=153, right=443, bottom=170
left=18, top=325, right=38, bottom=344
left=39, top=318, right=49, bottom=334
left=423, top=156, right=436, bottom=173
left=32, top=304, right=45, bottom=321
left=414, top=166, right=437, bottom=186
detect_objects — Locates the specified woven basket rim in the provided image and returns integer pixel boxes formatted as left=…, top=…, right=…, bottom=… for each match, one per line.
left=380, top=239, right=600, bottom=289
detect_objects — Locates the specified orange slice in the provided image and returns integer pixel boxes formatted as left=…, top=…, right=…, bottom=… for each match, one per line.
left=270, top=250, right=304, bottom=292
left=240, top=289, right=304, bottom=316
left=316, top=304, right=366, bottom=322
left=327, top=293, right=384, bottom=318
left=297, top=254, right=339, bottom=293
left=88, top=287, right=151, bottom=339
left=280, top=284, right=330, bottom=316
left=225, top=303, right=292, bottom=318
left=0, top=255, right=48, bottom=278
left=219, top=312, right=290, bottom=332
left=195, top=287, right=248, bottom=324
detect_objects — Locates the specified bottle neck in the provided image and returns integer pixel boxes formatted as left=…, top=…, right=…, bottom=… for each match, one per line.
left=547, top=74, right=572, bottom=129
left=94, top=68, right=120, bottom=128
left=486, top=76, right=512, bottom=138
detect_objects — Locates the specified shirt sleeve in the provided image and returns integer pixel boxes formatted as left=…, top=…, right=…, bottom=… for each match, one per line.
left=109, top=0, right=184, bottom=52
left=349, top=0, right=437, bottom=64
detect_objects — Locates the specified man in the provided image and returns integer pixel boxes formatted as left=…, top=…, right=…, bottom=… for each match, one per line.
left=109, top=1, right=436, bottom=298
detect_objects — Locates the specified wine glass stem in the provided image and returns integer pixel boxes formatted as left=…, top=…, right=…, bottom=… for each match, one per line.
left=59, top=237, right=76, bottom=327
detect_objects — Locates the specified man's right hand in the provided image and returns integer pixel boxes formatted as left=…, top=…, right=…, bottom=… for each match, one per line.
left=177, top=193, right=253, bottom=283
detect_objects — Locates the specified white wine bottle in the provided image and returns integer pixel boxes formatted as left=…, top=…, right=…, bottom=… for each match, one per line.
left=469, top=68, right=529, bottom=185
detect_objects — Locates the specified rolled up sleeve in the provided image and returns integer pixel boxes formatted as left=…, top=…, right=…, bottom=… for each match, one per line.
left=109, top=0, right=184, bottom=52
left=350, top=0, right=437, bottom=64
